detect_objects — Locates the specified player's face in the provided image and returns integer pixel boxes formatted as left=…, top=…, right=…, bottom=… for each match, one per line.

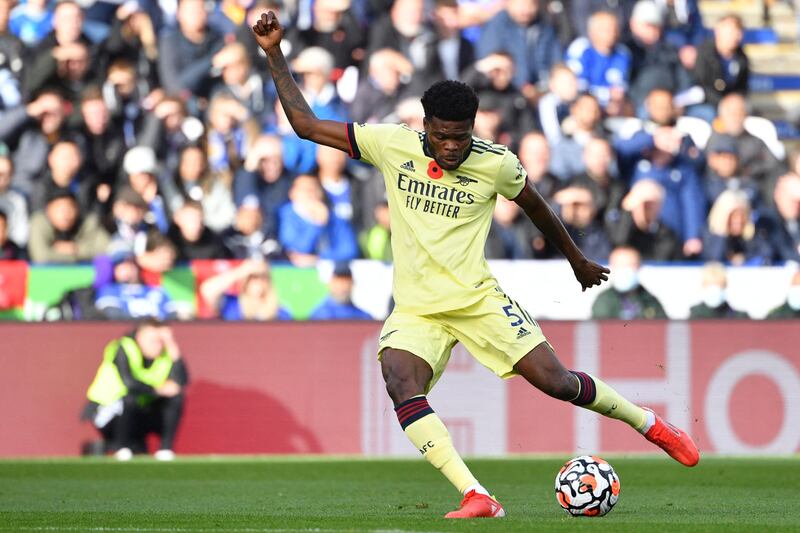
left=424, top=117, right=474, bottom=171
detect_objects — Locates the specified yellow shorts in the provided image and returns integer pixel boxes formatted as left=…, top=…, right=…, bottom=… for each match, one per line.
left=377, top=286, right=548, bottom=392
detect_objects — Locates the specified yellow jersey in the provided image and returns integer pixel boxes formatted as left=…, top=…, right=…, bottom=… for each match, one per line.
left=347, top=122, right=528, bottom=314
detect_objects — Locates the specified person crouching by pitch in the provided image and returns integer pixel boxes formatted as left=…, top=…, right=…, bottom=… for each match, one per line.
left=82, top=318, right=188, bottom=461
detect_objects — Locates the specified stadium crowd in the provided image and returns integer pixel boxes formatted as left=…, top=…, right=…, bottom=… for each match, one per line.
left=0, top=0, right=799, bottom=320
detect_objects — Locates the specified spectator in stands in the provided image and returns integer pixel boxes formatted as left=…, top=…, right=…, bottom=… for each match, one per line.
left=234, top=134, right=293, bottom=240
left=566, top=10, right=631, bottom=111
left=0, top=147, right=27, bottom=248
left=102, top=1, right=159, bottom=90
left=0, top=209, right=24, bottom=259
left=619, top=91, right=705, bottom=257
left=278, top=174, right=329, bottom=266
left=608, top=179, right=680, bottom=261
left=200, top=259, right=291, bottom=320
left=206, top=92, right=259, bottom=181
left=591, top=246, right=668, bottom=319
left=703, top=190, right=773, bottom=265
left=477, top=0, right=562, bottom=97
left=615, top=87, right=703, bottom=177
left=122, top=146, right=170, bottom=233
left=107, top=186, right=153, bottom=256
left=163, top=144, right=236, bottom=234
left=25, top=1, right=98, bottom=107
left=691, top=14, right=749, bottom=117
left=463, top=53, right=536, bottom=143
left=167, top=199, right=231, bottom=260
left=0, top=0, right=25, bottom=109
left=31, top=140, right=95, bottom=213
left=210, top=42, right=274, bottom=126
left=757, top=173, right=800, bottom=263
left=94, top=251, right=179, bottom=320
left=317, top=144, right=359, bottom=262
left=706, top=94, right=784, bottom=200
left=766, top=271, right=800, bottom=319
left=309, top=262, right=372, bottom=320
left=518, top=132, right=558, bottom=202
left=550, top=93, right=605, bottom=181
left=624, top=0, right=693, bottom=111
left=351, top=49, right=413, bottom=124
left=569, top=136, right=624, bottom=220
left=28, top=189, right=110, bottom=263
left=537, top=63, right=579, bottom=145
left=135, top=232, right=178, bottom=275
left=285, top=0, right=364, bottom=74
left=0, top=88, right=70, bottom=195
left=485, top=194, right=536, bottom=259
left=158, top=0, right=224, bottom=98
left=83, top=318, right=187, bottom=460
left=137, top=95, right=202, bottom=173
left=359, top=198, right=391, bottom=261
left=660, top=0, right=706, bottom=65
left=689, top=262, right=747, bottom=319
left=703, top=134, right=760, bottom=207
left=553, top=182, right=611, bottom=262
left=473, top=93, right=505, bottom=143
left=365, top=0, right=428, bottom=84
left=421, top=0, right=475, bottom=84
left=102, top=60, right=149, bottom=146
left=79, top=86, right=126, bottom=193
left=222, top=204, right=281, bottom=259
left=8, top=0, right=52, bottom=47
left=290, top=46, right=347, bottom=123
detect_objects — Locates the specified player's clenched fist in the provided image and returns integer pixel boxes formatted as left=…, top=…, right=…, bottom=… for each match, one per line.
left=252, top=11, right=283, bottom=52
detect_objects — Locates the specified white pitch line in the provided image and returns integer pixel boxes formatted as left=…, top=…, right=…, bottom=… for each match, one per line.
left=7, top=526, right=450, bottom=533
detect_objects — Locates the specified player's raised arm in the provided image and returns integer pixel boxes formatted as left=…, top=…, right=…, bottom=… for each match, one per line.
left=514, top=182, right=610, bottom=291
left=251, top=12, right=350, bottom=153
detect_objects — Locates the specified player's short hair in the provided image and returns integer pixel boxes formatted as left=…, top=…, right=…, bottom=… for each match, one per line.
left=421, top=80, right=479, bottom=123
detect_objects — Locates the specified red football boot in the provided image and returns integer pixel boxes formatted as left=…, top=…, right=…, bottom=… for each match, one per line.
left=444, top=490, right=505, bottom=518
left=642, top=407, right=700, bottom=467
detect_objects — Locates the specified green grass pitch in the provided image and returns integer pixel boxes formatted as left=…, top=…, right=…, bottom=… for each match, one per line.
left=1, top=456, right=798, bottom=532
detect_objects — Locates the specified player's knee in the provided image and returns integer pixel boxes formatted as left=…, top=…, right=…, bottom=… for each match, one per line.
left=548, top=371, right=579, bottom=401
left=384, top=372, right=425, bottom=405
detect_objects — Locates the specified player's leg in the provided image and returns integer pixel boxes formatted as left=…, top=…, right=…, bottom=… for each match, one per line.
left=514, top=342, right=699, bottom=466
left=382, top=348, right=494, bottom=501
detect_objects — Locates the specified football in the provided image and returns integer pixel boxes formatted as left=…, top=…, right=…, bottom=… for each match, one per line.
left=554, top=455, right=620, bottom=517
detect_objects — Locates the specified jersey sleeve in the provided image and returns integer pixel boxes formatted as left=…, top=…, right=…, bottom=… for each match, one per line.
left=494, top=150, right=528, bottom=200
left=346, top=122, right=403, bottom=166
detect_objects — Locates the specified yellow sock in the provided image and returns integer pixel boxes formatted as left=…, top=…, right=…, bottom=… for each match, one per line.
left=396, top=396, right=478, bottom=494
left=571, top=371, right=648, bottom=432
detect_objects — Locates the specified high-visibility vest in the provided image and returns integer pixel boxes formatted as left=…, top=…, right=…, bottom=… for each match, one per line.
left=86, top=336, right=173, bottom=406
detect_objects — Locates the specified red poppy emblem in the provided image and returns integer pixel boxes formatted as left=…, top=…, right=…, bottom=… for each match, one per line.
left=427, top=160, right=443, bottom=180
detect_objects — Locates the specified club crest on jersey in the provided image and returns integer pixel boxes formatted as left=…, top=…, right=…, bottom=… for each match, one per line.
left=455, top=175, right=478, bottom=187
left=427, top=160, right=443, bottom=180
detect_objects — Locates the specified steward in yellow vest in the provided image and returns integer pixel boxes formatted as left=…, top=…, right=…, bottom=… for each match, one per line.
left=82, top=318, right=188, bottom=460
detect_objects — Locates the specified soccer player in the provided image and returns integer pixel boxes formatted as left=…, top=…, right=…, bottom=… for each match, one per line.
left=252, top=12, right=700, bottom=518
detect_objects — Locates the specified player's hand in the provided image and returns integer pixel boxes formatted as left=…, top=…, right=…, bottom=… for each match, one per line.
left=572, top=257, right=610, bottom=292
left=252, top=11, right=283, bottom=53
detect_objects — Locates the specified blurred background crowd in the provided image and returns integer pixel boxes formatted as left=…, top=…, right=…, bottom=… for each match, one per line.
left=0, top=0, right=799, bottom=321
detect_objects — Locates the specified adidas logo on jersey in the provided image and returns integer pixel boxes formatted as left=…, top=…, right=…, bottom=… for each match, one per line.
left=400, top=160, right=416, bottom=172
left=517, top=327, right=531, bottom=339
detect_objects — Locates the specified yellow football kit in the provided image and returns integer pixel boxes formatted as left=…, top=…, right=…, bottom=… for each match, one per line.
left=347, top=122, right=547, bottom=387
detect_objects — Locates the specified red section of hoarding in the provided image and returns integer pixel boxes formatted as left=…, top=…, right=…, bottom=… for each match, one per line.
left=0, top=322, right=372, bottom=456
left=0, top=321, right=798, bottom=457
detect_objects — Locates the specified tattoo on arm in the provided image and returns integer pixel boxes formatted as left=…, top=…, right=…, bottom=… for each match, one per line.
left=265, top=48, right=315, bottom=130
